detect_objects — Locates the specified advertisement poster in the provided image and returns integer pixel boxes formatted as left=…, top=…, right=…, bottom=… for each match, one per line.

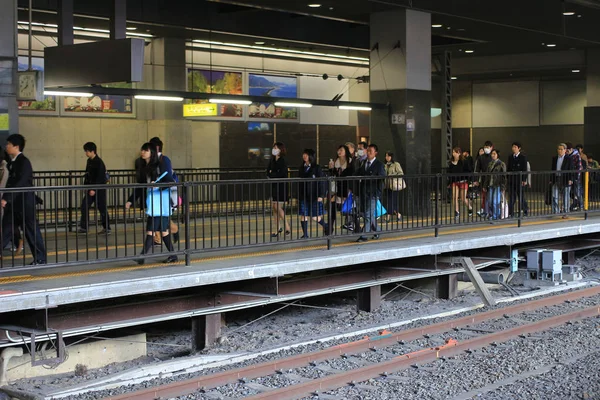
left=248, top=74, right=298, bottom=120
left=186, top=69, right=243, bottom=118
left=63, top=82, right=134, bottom=116
left=17, top=57, right=56, bottom=113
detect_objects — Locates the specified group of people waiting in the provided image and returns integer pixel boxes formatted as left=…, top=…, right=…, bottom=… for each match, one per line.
left=266, top=141, right=406, bottom=243
left=447, top=140, right=592, bottom=221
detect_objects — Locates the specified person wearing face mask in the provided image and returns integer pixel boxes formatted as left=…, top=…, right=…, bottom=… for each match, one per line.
left=482, top=149, right=506, bottom=221
left=267, top=142, right=291, bottom=238
left=474, top=141, right=494, bottom=218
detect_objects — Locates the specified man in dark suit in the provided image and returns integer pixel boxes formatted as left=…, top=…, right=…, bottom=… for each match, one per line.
left=507, top=141, right=529, bottom=217
left=0, top=134, right=47, bottom=264
left=356, top=144, right=386, bottom=242
left=551, top=142, right=574, bottom=218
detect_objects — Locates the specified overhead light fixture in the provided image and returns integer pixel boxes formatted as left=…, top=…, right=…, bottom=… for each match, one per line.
left=127, top=32, right=153, bottom=37
left=135, top=95, right=183, bottom=101
left=464, top=50, right=474, bottom=53
left=44, top=90, right=93, bottom=97
left=432, top=24, right=442, bottom=28
left=255, top=41, right=265, bottom=45
left=451, top=76, right=457, bottom=80
left=274, top=102, right=313, bottom=108
left=308, top=4, right=322, bottom=7
left=126, top=27, right=137, bottom=30
left=338, top=105, right=372, bottom=111
left=563, top=11, right=575, bottom=16
left=547, top=44, right=557, bottom=47
left=209, top=98, right=253, bottom=105
left=572, top=69, right=581, bottom=73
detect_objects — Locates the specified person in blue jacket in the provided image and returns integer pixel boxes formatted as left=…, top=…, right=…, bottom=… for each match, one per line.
left=125, top=142, right=177, bottom=264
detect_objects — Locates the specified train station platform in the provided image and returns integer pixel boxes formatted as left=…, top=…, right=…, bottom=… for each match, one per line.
left=1, top=215, right=599, bottom=317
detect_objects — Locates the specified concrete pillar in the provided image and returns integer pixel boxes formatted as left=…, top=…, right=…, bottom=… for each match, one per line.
left=57, top=0, right=74, bottom=46
left=191, top=314, right=222, bottom=351
left=0, top=347, right=23, bottom=386
left=0, top=0, right=18, bottom=141
left=356, top=285, right=381, bottom=312
left=370, top=9, right=431, bottom=215
left=585, top=49, right=600, bottom=157
left=436, top=274, right=458, bottom=300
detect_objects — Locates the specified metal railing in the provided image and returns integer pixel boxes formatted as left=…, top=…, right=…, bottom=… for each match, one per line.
left=0, top=169, right=597, bottom=270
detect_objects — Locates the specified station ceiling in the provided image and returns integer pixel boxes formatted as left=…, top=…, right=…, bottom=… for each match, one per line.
left=16, top=0, right=600, bottom=78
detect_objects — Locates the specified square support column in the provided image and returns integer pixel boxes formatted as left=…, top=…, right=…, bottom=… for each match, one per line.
left=356, top=285, right=381, bottom=312
left=191, top=314, right=222, bottom=352
left=436, top=274, right=458, bottom=300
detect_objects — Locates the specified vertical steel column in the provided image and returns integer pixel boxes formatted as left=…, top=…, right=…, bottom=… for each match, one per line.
left=436, top=274, right=458, bottom=299
left=110, top=0, right=127, bottom=40
left=57, top=0, right=74, bottom=46
left=441, top=51, right=453, bottom=168
left=191, top=314, right=222, bottom=352
left=356, top=285, right=381, bottom=312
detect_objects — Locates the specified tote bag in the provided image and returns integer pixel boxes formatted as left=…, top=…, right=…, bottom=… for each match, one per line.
left=375, top=199, right=387, bottom=218
left=341, top=192, right=354, bottom=215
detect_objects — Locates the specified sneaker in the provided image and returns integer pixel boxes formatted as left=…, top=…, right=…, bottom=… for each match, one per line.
left=468, top=209, right=473, bottom=216
left=372, top=234, right=380, bottom=240
left=163, top=255, right=178, bottom=263
left=476, top=210, right=485, bottom=217
left=97, top=229, right=111, bottom=235
left=342, top=223, right=355, bottom=232
left=454, top=211, right=460, bottom=219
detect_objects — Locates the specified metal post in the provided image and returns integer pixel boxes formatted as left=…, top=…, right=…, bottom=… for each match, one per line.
left=585, top=170, right=589, bottom=219
left=441, top=51, right=453, bottom=169
left=435, top=174, right=440, bottom=237
left=67, top=172, right=73, bottom=232
left=184, top=183, right=191, bottom=266
left=327, top=176, right=332, bottom=250
left=518, top=172, right=522, bottom=228
left=28, top=0, right=32, bottom=70
left=357, top=285, right=381, bottom=312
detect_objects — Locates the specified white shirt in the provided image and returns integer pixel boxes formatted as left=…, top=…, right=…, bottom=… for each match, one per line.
left=10, top=152, right=21, bottom=162
left=556, top=155, right=564, bottom=171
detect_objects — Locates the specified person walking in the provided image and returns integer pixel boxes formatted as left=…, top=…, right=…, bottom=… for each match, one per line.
left=267, top=142, right=290, bottom=238
left=356, top=144, right=386, bottom=242
left=384, top=151, right=404, bottom=222
left=0, top=134, right=47, bottom=265
left=77, top=142, right=111, bottom=235
left=298, top=149, right=328, bottom=238
left=125, top=142, right=177, bottom=264
left=447, top=147, right=472, bottom=220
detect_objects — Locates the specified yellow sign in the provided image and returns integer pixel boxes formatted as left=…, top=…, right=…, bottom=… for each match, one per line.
left=183, top=103, right=218, bottom=117
left=0, top=114, right=8, bottom=131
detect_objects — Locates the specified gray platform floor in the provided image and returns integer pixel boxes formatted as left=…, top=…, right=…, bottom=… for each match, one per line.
left=0, top=215, right=599, bottom=313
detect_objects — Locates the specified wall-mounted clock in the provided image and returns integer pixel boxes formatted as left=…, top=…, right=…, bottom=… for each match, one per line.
left=17, top=71, right=40, bottom=101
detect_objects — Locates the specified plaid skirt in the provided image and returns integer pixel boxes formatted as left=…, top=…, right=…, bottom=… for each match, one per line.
left=299, top=200, right=325, bottom=217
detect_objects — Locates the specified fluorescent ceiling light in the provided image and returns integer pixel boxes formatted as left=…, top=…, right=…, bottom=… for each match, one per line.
left=431, top=108, right=442, bottom=118
left=209, top=98, right=252, bottom=105
left=135, top=95, right=183, bottom=101
left=546, top=44, right=556, bottom=47
left=563, top=11, right=575, bottom=16
left=432, top=24, right=442, bottom=28
left=126, top=27, right=137, bottom=30
left=127, top=32, right=153, bottom=37
left=308, top=4, right=322, bottom=7
left=255, top=41, right=265, bottom=45
left=464, top=50, right=474, bottom=53
left=572, top=69, right=581, bottom=73
left=274, top=102, right=313, bottom=108
left=44, top=90, right=93, bottom=97
left=451, top=76, right=457, bottom=80
left=338, top=105, right=372, bottom=111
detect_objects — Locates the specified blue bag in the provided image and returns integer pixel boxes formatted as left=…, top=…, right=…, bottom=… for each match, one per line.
left=341, top=192, right=354, bottom=215
left=146, top=171, right=171, bottom=217
left=374, top=199, right=387, bottom=218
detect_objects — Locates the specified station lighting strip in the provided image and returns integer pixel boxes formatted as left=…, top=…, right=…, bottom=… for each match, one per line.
left=17, top=21, right=153, bottom=38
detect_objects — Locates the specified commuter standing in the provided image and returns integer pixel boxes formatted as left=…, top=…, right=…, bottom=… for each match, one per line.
left=356, top=144, right=386, bottom=242
left=506, top=142, right=529, bottom=218
left=78, top=142, right=110, bottom=234
left=384, top=151, right=404, bottom=222
left=566, top=142, right=583, bottom=211
left=482, top=149, right=506, bottom=221
left=149, top=137, right=179, bottom=243
left=298, top=149, right=328, bottom=238
left=474, top=141, right=494, bottom=217
left=551, top=143, right=574, bottom=218
left=125, top=143, right=177, bottom=264
left=328, top=144, right=353, bottom=232
left=447, top=147, right=472, bottom=219
left=0, top=134, right=46, bottom=265
left=267, top=142, right=290, bottom=238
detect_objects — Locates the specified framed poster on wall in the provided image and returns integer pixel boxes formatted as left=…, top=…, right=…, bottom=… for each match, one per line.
left=17, top=56, right=58, bottom=115
left=185, top=68, right=244, bottom=119
left=248, top=74, right=298, bottom=121
left=61, top=82, right=135, bottom=117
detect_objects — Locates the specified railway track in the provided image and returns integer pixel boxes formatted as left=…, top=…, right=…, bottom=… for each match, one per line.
left=99, top=285, right=600, bottom=400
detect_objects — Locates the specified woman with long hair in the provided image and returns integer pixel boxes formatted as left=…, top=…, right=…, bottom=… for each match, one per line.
left=384, top=151, right=404, bottom=222
left=298, top=149, right=328, bottom=238
left=125, top=142, right=177, bottom=264
left=447, top=147, right=472, bottom=219
left=266, top=142, right=290, bottom=237
left=328, top=144, right=353, bottom=232
left=483, top=149, right=507, bottom=221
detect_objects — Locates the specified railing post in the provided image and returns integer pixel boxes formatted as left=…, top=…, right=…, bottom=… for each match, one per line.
left=435, top=173, right=440, bottom=237
left=585, top=170, right=589, bottom=220
left=517, top=171, right=522, bottom=228
left=184, top=182, right=191, bottom=266
left=327, top=176, right=333, bottom=250
left=67, top=171, right=74, bottom=232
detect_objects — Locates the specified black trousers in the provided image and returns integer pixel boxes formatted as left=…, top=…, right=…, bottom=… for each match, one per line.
left=80, top=189, right=110, bottom=230
left=1, top=202, right=46, bottom=263
left=508, top=181, right=529, bottom=216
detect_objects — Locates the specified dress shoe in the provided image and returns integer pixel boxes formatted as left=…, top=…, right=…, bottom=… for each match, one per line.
left=356, top=236, right=368, bottom=243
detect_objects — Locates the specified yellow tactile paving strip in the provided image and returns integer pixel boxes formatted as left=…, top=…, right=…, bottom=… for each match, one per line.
left=0, top=216, right=579, bottom=286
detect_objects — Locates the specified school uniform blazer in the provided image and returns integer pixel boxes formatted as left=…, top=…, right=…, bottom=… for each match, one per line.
left=507, top=153, right=528, bottom=184
left=356, top=158, right=386, bottom=198
left=5, top=153, right=36, bottom=210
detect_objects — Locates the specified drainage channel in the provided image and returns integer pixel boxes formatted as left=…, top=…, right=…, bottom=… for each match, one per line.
left=99, top=285, right=600, bottom=400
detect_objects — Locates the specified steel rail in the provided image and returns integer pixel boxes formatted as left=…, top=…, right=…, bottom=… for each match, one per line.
left=248, top=304, right=600, bottom=400
left=101, top=285, right=600, bottom=400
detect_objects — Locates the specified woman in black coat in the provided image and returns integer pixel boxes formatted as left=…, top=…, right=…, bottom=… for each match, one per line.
left=298, top=149, right=328, bottom=238
left=266, top=142, right=290, bottom=237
